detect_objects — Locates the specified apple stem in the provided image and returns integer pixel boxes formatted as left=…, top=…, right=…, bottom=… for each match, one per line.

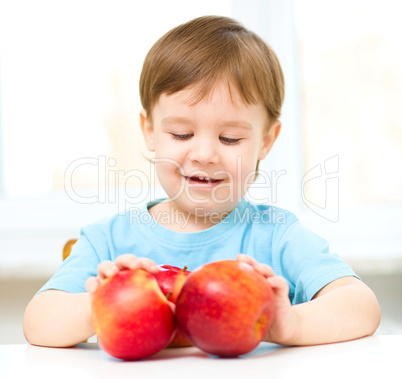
left=182, top=266, right=188, bottom=272
left=166, top=292, right=173, bottom=300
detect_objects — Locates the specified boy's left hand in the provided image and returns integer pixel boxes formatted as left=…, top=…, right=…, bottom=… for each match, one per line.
left=236, top=254, right=298, bottom=345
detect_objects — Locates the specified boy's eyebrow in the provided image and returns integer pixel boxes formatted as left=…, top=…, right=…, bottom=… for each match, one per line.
left=161, top=116, right=252, bottom=129
left=221, top=120, right=252, bottom=129
left=161, top=116, right=194, bottom=126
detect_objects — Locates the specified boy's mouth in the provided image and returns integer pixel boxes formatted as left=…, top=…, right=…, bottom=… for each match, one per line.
left=186, top=176, right=220, bottom=183
left=184, top=175, right=223, bottom=185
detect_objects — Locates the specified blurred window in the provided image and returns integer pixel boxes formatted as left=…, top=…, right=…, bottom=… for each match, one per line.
left=295, top=0, right=402, bottom=206
left=0, top=0, right=231, bottom=197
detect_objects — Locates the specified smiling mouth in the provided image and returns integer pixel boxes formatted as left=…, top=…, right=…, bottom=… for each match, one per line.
left=184, top=176, right=223, bottom=184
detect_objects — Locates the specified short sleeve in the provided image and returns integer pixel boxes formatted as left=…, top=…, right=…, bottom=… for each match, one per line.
left=37, top=230, right=102, bottom=294
left=273, top=220, right=358, bottom=305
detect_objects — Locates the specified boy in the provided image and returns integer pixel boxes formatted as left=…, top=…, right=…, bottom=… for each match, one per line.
left=24, top=15, right=380, bottom=347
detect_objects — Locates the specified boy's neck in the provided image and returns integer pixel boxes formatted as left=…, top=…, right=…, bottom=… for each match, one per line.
left=148, top=200, right=232, bottom=233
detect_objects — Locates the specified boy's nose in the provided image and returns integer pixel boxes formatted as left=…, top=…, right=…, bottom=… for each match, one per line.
left=188, top=140, right=219, bottom=165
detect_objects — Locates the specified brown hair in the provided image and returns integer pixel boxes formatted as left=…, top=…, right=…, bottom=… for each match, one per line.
left=139, top=15, right=285, bottom=123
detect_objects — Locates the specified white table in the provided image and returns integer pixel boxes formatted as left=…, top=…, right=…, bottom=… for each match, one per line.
left=1, top=335, right=400, bottom=379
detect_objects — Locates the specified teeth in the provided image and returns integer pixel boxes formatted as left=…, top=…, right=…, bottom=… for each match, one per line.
left=186, top=175, right=220, bottom=182
left=191, top=176, right=209, bottom=181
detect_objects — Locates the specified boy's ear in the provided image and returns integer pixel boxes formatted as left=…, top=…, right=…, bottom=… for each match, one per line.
left=258, top=120, right=281, bottom=160
left=140, top=109, right=155, bottom=152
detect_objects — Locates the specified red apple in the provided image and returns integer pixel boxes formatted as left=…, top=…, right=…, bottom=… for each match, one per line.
left=176, top=260, right=274, bottom=357
left=91, top=269, right=176, bottom=360
left=154, top=264, right=192, bottom=347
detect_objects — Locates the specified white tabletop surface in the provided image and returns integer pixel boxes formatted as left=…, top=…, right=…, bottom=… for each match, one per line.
left=1, top=335, right=400, bottom=379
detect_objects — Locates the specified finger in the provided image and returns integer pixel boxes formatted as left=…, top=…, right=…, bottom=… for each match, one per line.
left=85, top=276, right=101, bottom=294
left=114, top=255, right=160, bottom=274
left=237, top=254, right=275, bottom=278
left=254, top=263, right=275, bottom=278
left=267, top=276, right=290, bottom=297
left=114, top=254, right=138, bottom=270
left=236, top=253, right=258, bottom=266
left=97, top=260, right=118, bottom=280
left=130, top=258, right=160, bottom=274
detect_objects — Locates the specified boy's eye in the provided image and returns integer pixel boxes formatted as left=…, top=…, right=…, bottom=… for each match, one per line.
left=170, top=133, right=241, bottom=145
left=171, top=133, right=193, bottom=141
left=220, top=136, right=242, bottom=145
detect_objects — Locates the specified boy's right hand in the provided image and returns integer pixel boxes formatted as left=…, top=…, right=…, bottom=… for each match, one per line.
left=85, top=254, right=160, bottom=295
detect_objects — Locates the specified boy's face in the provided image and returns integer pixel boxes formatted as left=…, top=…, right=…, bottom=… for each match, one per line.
left=141, top=82, right=280, bottom=219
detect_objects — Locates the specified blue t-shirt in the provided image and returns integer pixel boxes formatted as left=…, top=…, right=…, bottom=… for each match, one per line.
left=38, top=198, right=357, bottom=304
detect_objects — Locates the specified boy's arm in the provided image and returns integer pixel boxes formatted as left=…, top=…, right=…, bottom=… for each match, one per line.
left=236, top=254, right=381, bottom=346
left=23, top=290, right=94, bottom=347
left=23, top=254, right=160, bottom=347
left=270, top=276, right=381, bottom=345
